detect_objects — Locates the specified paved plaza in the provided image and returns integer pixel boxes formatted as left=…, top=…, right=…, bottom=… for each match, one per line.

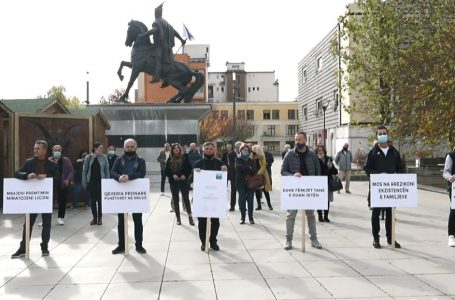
left=1, top=159, right=454, bottom=300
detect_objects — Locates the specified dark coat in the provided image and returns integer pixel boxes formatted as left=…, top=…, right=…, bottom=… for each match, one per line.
left=15, top=157, right=60, bottom=187
left=110, top=154, right=146, bottom=180
left=165, top=153, right=193, bottom=184
left=235, top=157, right=257, bottom=188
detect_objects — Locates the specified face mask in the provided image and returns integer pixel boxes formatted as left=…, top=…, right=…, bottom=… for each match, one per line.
left=204, top=153, right=214, bottom=159
left=296, top=143, right=305, bottom=150
left=378, top=134, right=388, bottom=144
left=108, top=150, right=115, bottom=155
left=343, top=147, right=348, bottom=151
left=53, top=151, right=61, bottom=158
left=241, top=150, right=250, bottom=158
left=125, top=151, right=136, bottom=157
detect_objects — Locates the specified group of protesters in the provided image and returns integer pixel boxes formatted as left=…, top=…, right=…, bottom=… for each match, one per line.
left=9, top=125, right=455, bottom=259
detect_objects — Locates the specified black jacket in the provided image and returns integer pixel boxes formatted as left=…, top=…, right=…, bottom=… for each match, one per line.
left=165, top=153, right=193, bottom=184
left=235, top=157, right=257, bottom=188
left=15, top=157, right=60, bottom=187
left=194, top=157, right=224, bottom=171
left=110, top=154, right=146, bottom=181
left=363, top=145, right=404, bottom=176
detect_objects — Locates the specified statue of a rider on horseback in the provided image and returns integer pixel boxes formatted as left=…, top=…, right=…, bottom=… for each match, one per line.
left=116, top=2, right=204, bottom=103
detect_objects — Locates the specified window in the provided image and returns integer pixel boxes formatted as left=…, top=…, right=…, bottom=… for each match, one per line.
left=303, top=105, right=308, bottom=121
left=246, top=110, right=254, bottom=120
left=253, top=87, right=256, bottom=91
left=237, top=110, right=245, bottom=120
left=266, top=125, right=276, bottom=136
left=221, top=110, right=228, bottom=118
left=317, top=56, right=323, bottom=71
left=272, top=110, right=280, bottom=120
left=303, top=68, right=308, bottom=82
left=221, top=87, right=224, bottom=92
left=247, top=125, right=255, bottom=136
left=212, top=110, right=219, bottom=118
left=287, top=125, right=297, bottom=136
left=333, top=90, right=339, bottom=111
left=257, top=87, right=260, bottom=91
left=248, top=87, right=251, bottom=93
left=263, top=110, right=271, bottom=120
left=288, top=109, right=296, bottom=120
left=208, top=85, right=214, bottom=99
left=316, top=98, right=323, bottom=117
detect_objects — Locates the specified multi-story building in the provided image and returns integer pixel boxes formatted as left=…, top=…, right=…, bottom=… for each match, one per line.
left=136, top=44, right=210, bottom=104
left=297, top=4, right=371, bottom=158
left=208, top=62, right=279, bottom=103
left=210, top=101, right=299, bottom=155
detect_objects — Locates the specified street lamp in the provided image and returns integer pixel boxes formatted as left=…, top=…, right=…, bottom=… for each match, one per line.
left=85, top=71, right=90, bottom=105
left=322, top=102, right=329, bottom=146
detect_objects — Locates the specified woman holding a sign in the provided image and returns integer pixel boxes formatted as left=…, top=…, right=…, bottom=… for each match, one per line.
left=82, top=142, right=110, bottom=226
left=165, top=143, right=194, bottom=226
left=235, top=143, right=258, bottom=224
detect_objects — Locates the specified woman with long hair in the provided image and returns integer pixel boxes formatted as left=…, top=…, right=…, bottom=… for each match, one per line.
left=82, top=142, right=110, bottom=225
left=252, top=145, right=273, bottom=210
left=235, top=143, right=258, bottom=224
left=165, top=143, right=194, bottom=225
left=315, top=144, right=337, bottom=222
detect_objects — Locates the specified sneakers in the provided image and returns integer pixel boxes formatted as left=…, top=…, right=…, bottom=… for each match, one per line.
left=373, top=239, right=381, bottom=249
left=57, top=218, right=65, bottom=225
left=112, top=246, right=125, bottom=255
left=136, top=246, right=147, bottom=254
left=41, top=243, right=50, bottom=257
left=387, top=240, right=401, bottom=248
left=38, top=222, right=43, bottom=227
left=210, top=243, right=220, bottom=251
left=284, top=240, right=293, bottom=250
left=449, top=235, right=455, bottom=247
left=11, top=248, right=25, bottom=259
left=160, top=192, right=164, bottom=196
left=229, top=207, right=235, bottom=212
left=310, top=238, right=323, bottom=249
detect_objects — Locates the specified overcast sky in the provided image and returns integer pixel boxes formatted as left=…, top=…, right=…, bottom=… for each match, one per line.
left=0, top=0, right=352, bottom=103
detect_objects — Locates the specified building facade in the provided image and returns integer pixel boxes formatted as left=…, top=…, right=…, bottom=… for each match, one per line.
left=210, top=101, right=299, bottom=155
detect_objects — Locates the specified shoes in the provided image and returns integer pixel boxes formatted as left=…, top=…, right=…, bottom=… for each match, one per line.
left=160, top=192, right=164, bottom=196
left=268, top=206, right=273, bottom=210
left=136, top=246, right=147, bottom=254
left=189, top=216, right=195, bottom=226
left=239, top=219, right=245, bottom=225
left=38, top=222, right=43, bottom=227
left=11, top=248, right=25, bottom=259
left=310, top=238, right=323, bottom=249
left=200, top=244, right=205, bottom=251
left=229, top=207, right=235, bottom=211
left=169, top=209, right=174, bottom=212
left=210, top=243, right=220, bottom=251
left=112, top=246, right=125, bottom=255
left=41, top=243, right=49, bottom=256
left=249, top=218, right=255, bottom=225
left=373, top=239, right=381, bottom=249
left=97, top=217, right=102, bottom=225
left=90, top=218, right=97, bottom=225
left=449, top=235, right=455, bottom=247
left=324, top=217, right=330, bottom=223
left=255, top=207, right=262, bottom=211
left=176, top=220, right=182, bottom=225
left=387, top=240, right=401, bottom=248
left=57, top=218, right=65, bottom=225
left=318, top=215, right=324, bottom=222
left=337, top=191, right=341, bottom=194
left=284, top=240, right=293, bottom=250
left=346, top=190, right=351, bottom=194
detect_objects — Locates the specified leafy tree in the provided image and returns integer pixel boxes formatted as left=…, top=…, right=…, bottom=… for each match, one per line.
left=100, top=88, right=125, bottom=104
left=336, top=0, right=455, bottom=148
left=199, top=113, right=254, bottom=144
left=41, top=85, right=84, bottom=109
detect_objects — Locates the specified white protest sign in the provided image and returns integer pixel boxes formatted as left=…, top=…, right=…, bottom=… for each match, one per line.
left=3, top=178, right=53, bottom=214
left=192, top=170, right=228, bottom=219
left=370, top=174, right=418, bottom=208
left=452, top=182, right=455, bottom=209
left=102, top=178, right=150, bottom=213
left=281, top=176, right=328, bottom=210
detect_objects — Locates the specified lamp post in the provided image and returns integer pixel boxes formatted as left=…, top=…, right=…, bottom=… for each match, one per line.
left=85, top=71, right=90, bottom=105
left=232, top=72, right=237, bottom=142
left=322, top=102, right=329, bottom=146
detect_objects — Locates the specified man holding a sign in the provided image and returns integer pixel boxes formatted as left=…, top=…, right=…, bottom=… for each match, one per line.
left=443, top=147, right=455, bottom=247
left=110, top=139, right=147, bottom=254
left=193, top=142, right=228, bottom=251
left=11, top=140, right=60, bottom=259
left=281, top=131, right=323, bottom=250
left=364, top=125, right=405, bottom=249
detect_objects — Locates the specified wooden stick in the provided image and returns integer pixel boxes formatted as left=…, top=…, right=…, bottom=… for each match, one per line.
left=25, top=214, right=30, bottom=259
left=205, top=218, right=211, bottom=253
left=391, top=207, right=396, bottom=249
left=124, top=213, right=129, bottom=255
left=301, top=210, right=306, bottom=253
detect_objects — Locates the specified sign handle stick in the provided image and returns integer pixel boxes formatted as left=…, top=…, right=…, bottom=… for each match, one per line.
left=25, top=214, right=30, bottom=259
left=124, top=213, right=129, bottom=255
left=301, top=210, right=306, bottom=253
left=205, top=218, right=211, bottom=253
left=391, top=207, right=396, bottom=249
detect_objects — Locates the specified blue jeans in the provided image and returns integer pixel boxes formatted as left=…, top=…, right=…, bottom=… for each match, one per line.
left=237, top=185, right=255, bottom=220
left=72, top=182, right=91, bottom=208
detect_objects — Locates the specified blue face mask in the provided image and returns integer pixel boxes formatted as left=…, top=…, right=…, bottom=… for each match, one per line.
left=53, top=151, right=61, bottom=158
left=241, top=150, right=250, bottom=158
left=378, top=134, right=388, bottom=144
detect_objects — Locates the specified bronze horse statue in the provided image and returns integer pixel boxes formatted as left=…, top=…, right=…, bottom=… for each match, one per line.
left=117, top=20, right=204, bottom=103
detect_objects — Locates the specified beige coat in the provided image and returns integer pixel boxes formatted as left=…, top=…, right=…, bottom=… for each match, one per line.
left=257, top=156, right=272, bottom=192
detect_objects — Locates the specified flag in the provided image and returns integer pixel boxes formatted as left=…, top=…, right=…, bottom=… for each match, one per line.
left=182, top=24, right=195, bottom=41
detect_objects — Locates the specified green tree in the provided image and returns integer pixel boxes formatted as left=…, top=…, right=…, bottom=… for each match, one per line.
left=41, top=85, right=84, bottom=109
left=336, top=0, right=455, bottom=148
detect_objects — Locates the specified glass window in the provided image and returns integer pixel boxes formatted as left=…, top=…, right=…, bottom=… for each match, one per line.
left=263, top=110, right=271, bottom=120
left=272, top=110, right=280, bottom=120
left=287, top=125, right=297, bottom=136
left=246, top=110, right=254, bottom=120
left=237, top=110, right=245, bottom=120
left=266, top=125, right=276, bottom=136
left=303, top=105, right=308, bottom=121
left=208, top=85, right=214, bottom=99
left=288, top=109, right=296, bottom=120
left=221, top=110, right=228, bottom=118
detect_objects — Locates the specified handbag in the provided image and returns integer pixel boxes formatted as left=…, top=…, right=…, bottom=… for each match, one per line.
left=246, top=174, right=265, bottom=190
left=328, top=175, right=343, bottom=191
